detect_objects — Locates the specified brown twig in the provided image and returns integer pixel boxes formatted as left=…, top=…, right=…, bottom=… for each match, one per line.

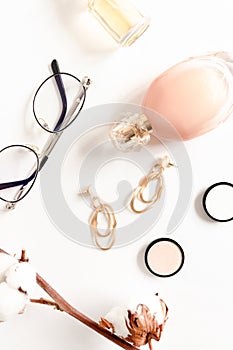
left=0, top=248, right=139, bottom=350
left=148, top=339, right=153, bottom=350
left=30, top=298, right=63, bottom=311
left=19, top=249, right=29, bottom=262
left=36, top=274, right=139, bottom=350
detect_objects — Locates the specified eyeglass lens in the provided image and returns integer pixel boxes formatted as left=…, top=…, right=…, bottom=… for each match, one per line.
left=33, top=72, right=86, bottom=133
left=0, top=145, right=39, bottom=203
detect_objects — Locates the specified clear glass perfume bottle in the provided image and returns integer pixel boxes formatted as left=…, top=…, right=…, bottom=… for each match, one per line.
left=88, top=0, right=150, bottom=47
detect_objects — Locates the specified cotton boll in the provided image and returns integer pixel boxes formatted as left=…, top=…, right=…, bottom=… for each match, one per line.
left=103, top=306, right=129, bottom=338
left=0, top=253, right=18, bottom=283
left=101, top=294, right=168, bottom=339
left=6, top=262, right=37, bottom=295
left=126, top=293, right=167, bottom=326
left=136, top=293, right=167, bottom=326
left=0, top=282, right=28, bottom=322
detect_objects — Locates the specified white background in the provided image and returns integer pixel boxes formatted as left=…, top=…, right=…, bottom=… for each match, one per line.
left=0, top=0, right=233, bottom=349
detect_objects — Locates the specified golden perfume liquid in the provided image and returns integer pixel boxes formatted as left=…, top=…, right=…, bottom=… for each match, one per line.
left=88, top=0, right=150, bottom=47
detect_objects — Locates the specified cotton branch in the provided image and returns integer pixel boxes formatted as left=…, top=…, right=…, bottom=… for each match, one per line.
left=0, top=248, right=139, bottom=350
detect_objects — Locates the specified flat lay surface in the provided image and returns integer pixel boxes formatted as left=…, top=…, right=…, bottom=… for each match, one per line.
left=1, top=1, right=233, bottom=349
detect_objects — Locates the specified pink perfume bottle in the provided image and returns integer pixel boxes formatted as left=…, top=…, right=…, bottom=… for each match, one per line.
left=111, top=53, right=233, bottom=149
left=143, top=52, right=233, bottom=140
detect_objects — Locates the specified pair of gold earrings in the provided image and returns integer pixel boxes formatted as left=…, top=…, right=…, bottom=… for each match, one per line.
left=80, top=156, right=174, bottom=251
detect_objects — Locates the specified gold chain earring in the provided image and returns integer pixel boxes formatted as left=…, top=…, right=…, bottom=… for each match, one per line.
left=130, top=156, right=174, bottom=214
left=80, top=187, right=117, bottom=251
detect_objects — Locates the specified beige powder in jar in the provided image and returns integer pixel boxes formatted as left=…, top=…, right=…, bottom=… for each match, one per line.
left=145, top=238, right=184, bottom=277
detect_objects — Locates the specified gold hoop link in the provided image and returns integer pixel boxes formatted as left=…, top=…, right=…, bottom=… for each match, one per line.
left=130, top=156, right=174, bottom=214
left=138, top=171, right=164, bottom=204
left=80, top=187, right=117, bottom=250
left=130, top=186, right=150, bottom=214
left=90, top=203, right=116, bottom=250
left=130, top=177, right=163, bottom=213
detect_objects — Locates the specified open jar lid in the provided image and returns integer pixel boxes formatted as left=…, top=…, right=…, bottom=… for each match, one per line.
left=202, top=182, right=233, bottom=222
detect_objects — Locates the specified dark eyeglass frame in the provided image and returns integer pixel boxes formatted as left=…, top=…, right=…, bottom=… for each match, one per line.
left=33, top=71, right=87, bottom=133
left=0, top=144, right=40, bottom=204
left=0, top=59, right=91, bottom=209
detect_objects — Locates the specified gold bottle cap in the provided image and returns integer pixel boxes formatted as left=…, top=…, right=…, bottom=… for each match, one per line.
left=110, top=113, right=153, bottom=151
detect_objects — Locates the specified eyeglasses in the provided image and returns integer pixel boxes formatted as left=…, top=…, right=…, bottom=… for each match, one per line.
left=0, top=60, right=91, bottom=210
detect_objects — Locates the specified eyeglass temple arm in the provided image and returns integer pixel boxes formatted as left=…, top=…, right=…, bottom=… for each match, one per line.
left=30, top=60, right=66, bottom=173
left=51, top=59, right=68, bottom=132
left=0, top=170, right=37, bottom=191
left=38, top=68, right=91, bottom=172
